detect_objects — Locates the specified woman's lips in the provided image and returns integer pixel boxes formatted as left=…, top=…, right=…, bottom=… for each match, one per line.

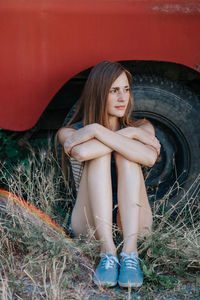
left=115, top=105, right=126, bottom=110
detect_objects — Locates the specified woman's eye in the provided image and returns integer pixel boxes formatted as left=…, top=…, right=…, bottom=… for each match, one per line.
left=110, top=88, right=130, bottom=94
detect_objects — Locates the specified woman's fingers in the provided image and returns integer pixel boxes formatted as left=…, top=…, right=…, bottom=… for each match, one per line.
left=153, top=139, right=161, bottom=156
left=64, top=140, right=73, bottom=156
left=118, top=127, right=161, bottom=155
left=142, top=135, right=161, bottom=156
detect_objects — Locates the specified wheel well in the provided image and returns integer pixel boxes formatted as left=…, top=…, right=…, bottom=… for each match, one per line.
left=120, top=60, right=200, bottom=97
left=33, top=60, right=200, bottom=135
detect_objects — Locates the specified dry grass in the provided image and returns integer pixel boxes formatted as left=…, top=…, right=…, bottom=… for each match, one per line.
left=0, top=146, right=199, bottom=299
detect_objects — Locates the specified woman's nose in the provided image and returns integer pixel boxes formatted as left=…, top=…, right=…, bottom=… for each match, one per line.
left=117, top=91, right=126, bottom=101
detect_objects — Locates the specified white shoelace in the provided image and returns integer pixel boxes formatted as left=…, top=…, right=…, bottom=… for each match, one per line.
left=120, top=252, right=140, bottom=270
left=100, top=253, right=119, bottom=270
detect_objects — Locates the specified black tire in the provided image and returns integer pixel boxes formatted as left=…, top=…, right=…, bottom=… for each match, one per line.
left=132, top=75, right=200, bottom=205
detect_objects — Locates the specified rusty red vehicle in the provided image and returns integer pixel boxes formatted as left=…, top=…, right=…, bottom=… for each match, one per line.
left=0, top=0, right=200, bottom=203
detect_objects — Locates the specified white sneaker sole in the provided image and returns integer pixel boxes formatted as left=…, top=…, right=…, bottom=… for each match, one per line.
left=93, top=279, right=117, bottom=287
left=118, top=281, right=143, bottom=288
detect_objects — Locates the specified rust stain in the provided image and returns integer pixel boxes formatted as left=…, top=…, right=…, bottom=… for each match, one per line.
left=152, top=2, right=200, bottom=14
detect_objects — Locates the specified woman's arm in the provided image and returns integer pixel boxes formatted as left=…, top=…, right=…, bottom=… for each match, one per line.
left=57, top=125, right=95, bottom=147
left=94, top=125, right=158, bottom=167
left=71, top=138, right=112, bottom=161
left=57, top=125, right=112, bottom=160
left=61, top=123, right=159, bottom=167
left=118, top=124, right=160, bottom=155
left=71, top=124, right=160, bottom=163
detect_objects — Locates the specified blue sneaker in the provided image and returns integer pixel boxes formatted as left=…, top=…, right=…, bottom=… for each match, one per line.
left=118, top=252, right=144, bottom=288
left=93, top=253, right=119, bottom=287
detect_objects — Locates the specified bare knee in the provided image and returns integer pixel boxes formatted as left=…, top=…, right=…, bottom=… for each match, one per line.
left=87, top=153, right=111, bottom=169
left=114, top=152, right=141, bottom=175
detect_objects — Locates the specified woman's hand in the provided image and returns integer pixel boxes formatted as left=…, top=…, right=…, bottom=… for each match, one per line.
left=133, top=127, right=161, bottom=155
left=63, top=139, right=74, bottom=157
left=63, top=123, right=100, bottom=156
left=118, top=126, right=161, bottom=156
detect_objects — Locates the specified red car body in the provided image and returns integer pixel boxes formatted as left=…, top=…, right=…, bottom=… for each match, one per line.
left=1, top=0, right=200, bottom=131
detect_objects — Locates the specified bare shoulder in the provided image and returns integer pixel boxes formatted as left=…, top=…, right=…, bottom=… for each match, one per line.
left=137, top=120, right=155, bottom=135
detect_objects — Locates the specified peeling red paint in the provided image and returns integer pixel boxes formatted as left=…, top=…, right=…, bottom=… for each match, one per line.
left=152, top=2, right=200, bottom=14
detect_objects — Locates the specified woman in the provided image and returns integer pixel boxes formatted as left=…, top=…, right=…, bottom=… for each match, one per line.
left=57, top=61, right=160, bottom=288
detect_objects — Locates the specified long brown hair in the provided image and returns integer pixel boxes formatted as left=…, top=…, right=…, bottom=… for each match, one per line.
left=66, top=60, right=141, bottom=129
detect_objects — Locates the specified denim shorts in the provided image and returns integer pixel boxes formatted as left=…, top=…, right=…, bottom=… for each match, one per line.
left=68, top=152, right=118, bottom=238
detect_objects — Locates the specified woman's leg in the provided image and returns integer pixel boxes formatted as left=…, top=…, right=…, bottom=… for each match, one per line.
left=71, top=153, right=116, bottom=255
left=114, top=153, right=152, bottom=254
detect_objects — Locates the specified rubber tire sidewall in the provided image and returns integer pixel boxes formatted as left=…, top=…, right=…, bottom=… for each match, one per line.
left=132, top=75, right=200, bottom=203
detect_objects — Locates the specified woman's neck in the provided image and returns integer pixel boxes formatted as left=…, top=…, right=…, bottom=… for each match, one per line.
left=109, top=117, right=120, bottom=131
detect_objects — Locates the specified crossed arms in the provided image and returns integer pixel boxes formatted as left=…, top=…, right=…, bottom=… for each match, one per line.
left=57, top=122, right=161, bottom=167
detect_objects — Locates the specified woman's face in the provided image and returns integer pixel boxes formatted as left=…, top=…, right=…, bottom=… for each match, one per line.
left=107, top=72, right=130, bottom=118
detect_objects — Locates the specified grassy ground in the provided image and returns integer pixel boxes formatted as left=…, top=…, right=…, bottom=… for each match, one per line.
left=0, top=146, right=199, bottom=299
